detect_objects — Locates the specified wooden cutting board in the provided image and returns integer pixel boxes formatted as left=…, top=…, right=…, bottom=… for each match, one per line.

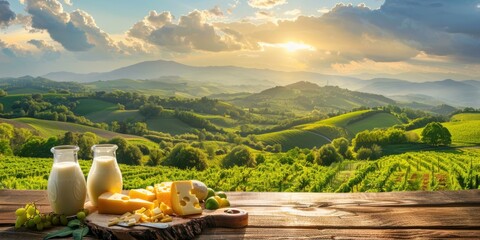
left=85, top=208, right=248, bottom=240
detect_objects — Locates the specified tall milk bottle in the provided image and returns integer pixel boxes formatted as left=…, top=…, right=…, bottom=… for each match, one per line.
left=48, top=145, right=87, bottom=216
left=87, top=144, right=123, bottom=206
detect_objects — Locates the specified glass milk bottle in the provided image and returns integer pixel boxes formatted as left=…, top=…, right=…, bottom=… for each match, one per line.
left=87, top=144, right=123, bottom=206
left=48, top=145, right=87, bottom=216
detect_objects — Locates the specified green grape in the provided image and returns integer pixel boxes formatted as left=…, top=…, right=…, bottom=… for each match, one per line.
left=40, top=214, right=46, bottom=222
left=26, top=205, right=36, bottom=216
left=60, top=215, right=68, bottom=226
left=76, top=211, right=86, bottom=221
left=36, top=222, right=44, bottom=231
left=83, top=208, right=89, bottom=216
left=15, top=208, right=26, bottom=217
left=14, top=220, right=23, bottom=229
left=33, top=214, right=41, bottom=224
left=45, top=214, right=52, bottom=222
left=27, top=219, right=36, bottom=229
left=44, top=221, right=52, bottom=229
left=15, top=215, right=27, bottom=229
left=51, top=215, right=60, bottom=225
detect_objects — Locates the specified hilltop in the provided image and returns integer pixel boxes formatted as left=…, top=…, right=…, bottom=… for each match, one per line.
left=229, top=81, right=395, bottom=113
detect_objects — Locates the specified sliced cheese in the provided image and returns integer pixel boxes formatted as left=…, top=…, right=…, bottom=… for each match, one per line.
left=154, top=182, right=172, bottom=207
left=170, top=181, right=202, bottom=216
left=97, top=192, right=154, bottom=215
left=129, top=189, right=156, bottom=202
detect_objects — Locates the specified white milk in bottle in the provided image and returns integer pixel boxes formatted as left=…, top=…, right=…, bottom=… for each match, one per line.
left=87, top=144, right=123, bottom=206
left=48, top=145, right=87, bottom=216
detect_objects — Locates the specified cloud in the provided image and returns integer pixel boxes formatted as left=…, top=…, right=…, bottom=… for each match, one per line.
left=227, top=0, right=240, bottom=14
left=0, top=0, right=16, bottom=27
left=208, top=6, right=224, bottom=17
left=0, top=40, right=31, bottom=59
left=27, top=39, right=61, bottom=60
left=248, top=0, right=287, bottom=9
left=284, top=9, right=301, bottom=16
left=25, top=0, right=93, bottom=51
left=371, top=0, right=480, bottom=61
left=128, top=10, right=257, bottom=52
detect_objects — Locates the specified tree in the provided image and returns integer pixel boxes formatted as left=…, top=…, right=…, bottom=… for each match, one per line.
left=222, top=145, right=256, bottom=168
left=356, top=147, right=373, bottom=160
left=332, top=137, right=351, bottom=159
left=421, top=122, right=451, bottom=146
left=139, top=103, right=163, bottom=118
left=147, top=148, right=164, bottom=166
left=123, top=145, right=143, bottom=165
left=11, top=128, right=33, bottom=155
left=315, top=144, right=342, bottom=166
left=0, top=103, right=3, bottom=113
left=0, top=89, right=7, bottom=97
left=0, top=139, right=13, bottom=156
left=163, top=143, right=208, bottom=170
left=108, top=137, right=129, bottom=162
left=78, top=132, right=99, bottom=160
left=0, top=123, right=14, bottom=140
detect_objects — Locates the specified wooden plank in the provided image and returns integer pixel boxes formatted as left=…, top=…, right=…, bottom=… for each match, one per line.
left=3, top=226, right=480, bottom=240
left=0, top=226, right=97, bottom=240
left=240, top=206, right=480, bottom=229
left=197, top=228, right=480, bottom=239
left=226, top=190, right=480, bottom=207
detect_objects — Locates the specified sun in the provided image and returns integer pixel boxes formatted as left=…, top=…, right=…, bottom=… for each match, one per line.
left=281, top=42, right=315, bottom=52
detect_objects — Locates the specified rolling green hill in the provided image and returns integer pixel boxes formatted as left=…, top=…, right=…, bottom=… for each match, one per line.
left=257, top=129, right=332, bottom=150
left=230, top=81, right=395, bottom=114
left=412, top=115, right=480, bottom=146
left=0, top=117, right=144, bottom=140
left=451, top=113, right=480, bottom=121
left=258, top=110, right=403, bottom=150
left=73, top=99, right=117, bottom=116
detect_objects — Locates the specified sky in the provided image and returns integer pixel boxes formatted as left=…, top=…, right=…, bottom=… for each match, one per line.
left=0, top=0, right=480, bottom=81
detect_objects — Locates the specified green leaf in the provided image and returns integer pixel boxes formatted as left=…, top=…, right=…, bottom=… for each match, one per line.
left=43, top=227, right=74, bottom=240
left=67, top=219, right=81, bottom=228
left=72, top=226, right=89, bottom=240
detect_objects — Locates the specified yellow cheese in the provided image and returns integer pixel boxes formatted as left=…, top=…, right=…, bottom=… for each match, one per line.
left=128, top=189, right=156, bottom=202
left=97, top=192, right=154, bottom=215
left=154, top=182, right=172, bottom=207
left=170, top=181, right=202, bottom=216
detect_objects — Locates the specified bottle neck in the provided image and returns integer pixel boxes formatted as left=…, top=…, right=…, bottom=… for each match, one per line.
left=92, top=144, right=118, bottom=160
left=51, top=145, right=79, bottom=164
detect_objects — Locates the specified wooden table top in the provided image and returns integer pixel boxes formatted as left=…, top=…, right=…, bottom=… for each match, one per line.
left=1, top=189, right=480, bottom=239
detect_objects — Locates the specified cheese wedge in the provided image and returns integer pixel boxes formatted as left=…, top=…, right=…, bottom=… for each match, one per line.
left=97, top=192, right=154, bottom=215
left=170, top=181, right=202, bottom=216
left=154, top=182, right=172, bottom=207
left=129, top=189, right=156, bottom=202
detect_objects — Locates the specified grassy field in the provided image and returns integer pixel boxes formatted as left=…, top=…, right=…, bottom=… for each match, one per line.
left=85, top=109, right=144, bottom=123
left=257, top=129, right=331, bottom=150
left=73, top=99, right=117, bottom=116
left=9, top=118, right=146, bottom=140
left=146, top=115, right=193, bottom=135
left=451, top=113, right=480, bottom=121
left=443, top=120, right=480, bottom=145
left=259, top=110, right=402, bottom=150
left=345, top=112, right=402, bottom=136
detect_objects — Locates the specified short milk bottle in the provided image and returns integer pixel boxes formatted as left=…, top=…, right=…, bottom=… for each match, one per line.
left=87, top=144, right=123, bottom=206
left=48, top=145, right=87, bottom=216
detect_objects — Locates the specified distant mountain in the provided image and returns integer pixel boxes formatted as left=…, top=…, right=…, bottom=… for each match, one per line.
left=43, top=59, right=365, bottom=91
left=42, top=60, right=480, bottom=107
left=359, top=79, right=480, bottom=107
left=229, top=81, right=396, bottom=113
